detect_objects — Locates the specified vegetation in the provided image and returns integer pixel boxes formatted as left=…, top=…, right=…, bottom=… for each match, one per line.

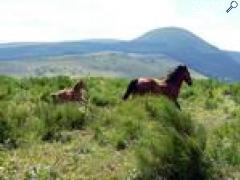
left=0, top=75, right=239, bottom=179
left=0, top=52, right=205, bottom=78
left=1, top=27, right=240, bottom=80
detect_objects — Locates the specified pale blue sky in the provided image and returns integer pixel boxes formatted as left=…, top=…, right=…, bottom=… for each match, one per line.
left=0, top=0, right=239, bottom=51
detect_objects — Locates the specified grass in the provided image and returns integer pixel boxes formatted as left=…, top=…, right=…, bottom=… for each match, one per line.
left=0, top=75, right=239, bottom=179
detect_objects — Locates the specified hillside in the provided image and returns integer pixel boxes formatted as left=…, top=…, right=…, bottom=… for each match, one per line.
left=130, top=27, right=240, bottom=80
left=227, top=51, right=240, bottom=64
left=0, top=52, right=205, bottom=78
left=0, top=27, right=239, bottom=80
left=0, top=76, right=239, bottom=179
left=134, top=27, right=216, bottom=52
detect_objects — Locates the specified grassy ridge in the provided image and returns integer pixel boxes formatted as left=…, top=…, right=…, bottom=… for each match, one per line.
left=0, top=76, right=239, bottom=179
left=0, top=52, right=205, bottom=79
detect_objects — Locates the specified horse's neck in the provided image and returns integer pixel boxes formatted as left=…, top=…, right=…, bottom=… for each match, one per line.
left=73, top=86, right=84, bottom=96
left=168, top=76, right=185, bottom=96
left=73, top=88, right=80, bottom=94
left=73, top=84, right=80, bottom=92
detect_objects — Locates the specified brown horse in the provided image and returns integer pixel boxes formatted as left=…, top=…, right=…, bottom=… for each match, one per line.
left=51, top=80, right=86, bottom=103
left=122, top=65, right=192, bottom=109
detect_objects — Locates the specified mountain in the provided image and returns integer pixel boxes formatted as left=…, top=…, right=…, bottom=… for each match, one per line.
left=133, top=27, right=216, bottom=52
left=226, top=51, right=240, bottom=64
left=129, top=27, right=240, bottom=80
left=0, top=27, right=239, bottom=80
left=0, top=52, right=205, bottom=78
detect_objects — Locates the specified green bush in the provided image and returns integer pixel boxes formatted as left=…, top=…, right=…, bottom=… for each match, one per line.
left=92, top=95, right=113, bottom=107
left=205, top=98, right=218, bottom=110
left=136, top=97, right=211, bottom=179
left=24, top=164, right=60, bottom=179
left=145, top=97, right=194, bottom=135
left=228, top=83, right=240, bottom=104
left=0, top=76, right=239, bottom=179
left=0, top=119, right=11, bottom=143
left=37, top=103, right=87, bottom=141
left=180, top=87, right=196, bottom=99
left=208, top=118, right=240, bottom=166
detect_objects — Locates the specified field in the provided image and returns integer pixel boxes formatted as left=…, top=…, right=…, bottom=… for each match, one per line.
left=0, top=76, right=239, bottom=179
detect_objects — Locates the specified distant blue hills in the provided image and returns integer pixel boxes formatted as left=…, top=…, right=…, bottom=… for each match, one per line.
left=0, top=27, right=240, bottom=80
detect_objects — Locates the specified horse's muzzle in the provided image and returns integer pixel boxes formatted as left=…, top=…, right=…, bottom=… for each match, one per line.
left=188, top=80, right=193, bottom=86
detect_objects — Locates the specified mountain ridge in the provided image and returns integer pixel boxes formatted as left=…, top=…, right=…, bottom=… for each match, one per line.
left=0, top=27, right=239, bottom=80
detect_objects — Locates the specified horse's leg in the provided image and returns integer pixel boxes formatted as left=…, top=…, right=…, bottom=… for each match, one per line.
left=123, top=79, right=138, bottom=100
left=51, top=94, right=57, bottom=103
left=53, top=94, right=62, bottom=104
left=174, top=100, right=181, bottom=110
left=80, top=90, right=87, bottom=103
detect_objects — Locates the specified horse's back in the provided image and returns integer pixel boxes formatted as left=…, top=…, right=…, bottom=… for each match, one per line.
left=137, top=77, right=166, bottom=86
left=57, top=89, right=72, bottom=94
left=152, top=78, right=166, bottom=86
left=138, top=78, right=151, bottom=83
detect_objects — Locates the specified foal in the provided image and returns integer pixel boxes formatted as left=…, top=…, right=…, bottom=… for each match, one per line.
left=51, top=80, right=86, bottom=103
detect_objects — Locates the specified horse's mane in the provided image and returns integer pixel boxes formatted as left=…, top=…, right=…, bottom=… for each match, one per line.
left=166, top=65, right=186, bottom=83
left=73, top=80, right=85, bottom=91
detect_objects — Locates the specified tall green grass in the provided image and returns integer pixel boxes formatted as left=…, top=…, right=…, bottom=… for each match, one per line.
left=0, top=76, right=239, bottom=179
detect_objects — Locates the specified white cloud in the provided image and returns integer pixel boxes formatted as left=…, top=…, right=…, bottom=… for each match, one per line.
left=0, top=0, right=239, bottom=50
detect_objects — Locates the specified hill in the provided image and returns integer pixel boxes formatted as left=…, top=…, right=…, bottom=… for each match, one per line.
left=0, top=27, right=240, bottom=80
left=0, top=76, right=239, bottom=179
left=226, top=51, right=240, bottom=64
left=131, top=27, right=240, bottom=80
left=0, top=52, right=205, bottom=78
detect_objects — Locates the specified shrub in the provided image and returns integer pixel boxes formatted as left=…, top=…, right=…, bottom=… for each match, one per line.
left=136, top=97, right=211, bottom=179
left=0, top=76, right=236, bottom=178
left=0, top=119, right=11, bottom=143
left=145, top=97, right=194, bottom=135
left=114, top=119, right=144, bottom=151
left=180, top=88, right=196, bottom=99
left=92, top=95, right=112, bottom=107
left=229, top=83, right=240, bottom=104
left=38, top=103, right=87, bottom=135
left=208, top=118, right=240, bottom=166
left=25, top=164, right=60, bottom=179
left=205, top=98, right=218, bottom=110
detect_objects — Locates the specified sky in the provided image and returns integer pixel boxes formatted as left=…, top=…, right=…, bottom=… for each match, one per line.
left=0, top=0, right=239, bottom=51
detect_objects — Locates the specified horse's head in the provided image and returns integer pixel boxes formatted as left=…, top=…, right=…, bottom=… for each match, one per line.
left=179, top=65, right=192, bottom=86
left=73, top=80, right=85, bottom=92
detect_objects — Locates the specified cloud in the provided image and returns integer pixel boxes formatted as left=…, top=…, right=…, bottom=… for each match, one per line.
left=0, top=0, right=239, bottom=50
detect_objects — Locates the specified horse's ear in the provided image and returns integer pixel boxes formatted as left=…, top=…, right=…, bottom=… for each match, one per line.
left=78, top=80, right=83, bottom=87
left=73, top=80, right=83, bottom=91
left=177, top=64, right=185, bottom=70
left=79, top=80, right=86, bottom=88
left=180, top=65, right=187, bottom=69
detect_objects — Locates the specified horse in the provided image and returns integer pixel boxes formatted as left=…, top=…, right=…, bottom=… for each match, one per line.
left=122, top=65, right=192, bottom=109
left=51, top=80, right=86, bottom=103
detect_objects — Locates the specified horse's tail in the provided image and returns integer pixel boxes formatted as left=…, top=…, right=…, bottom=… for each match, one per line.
left=122, top=79, right=138, bottom=100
